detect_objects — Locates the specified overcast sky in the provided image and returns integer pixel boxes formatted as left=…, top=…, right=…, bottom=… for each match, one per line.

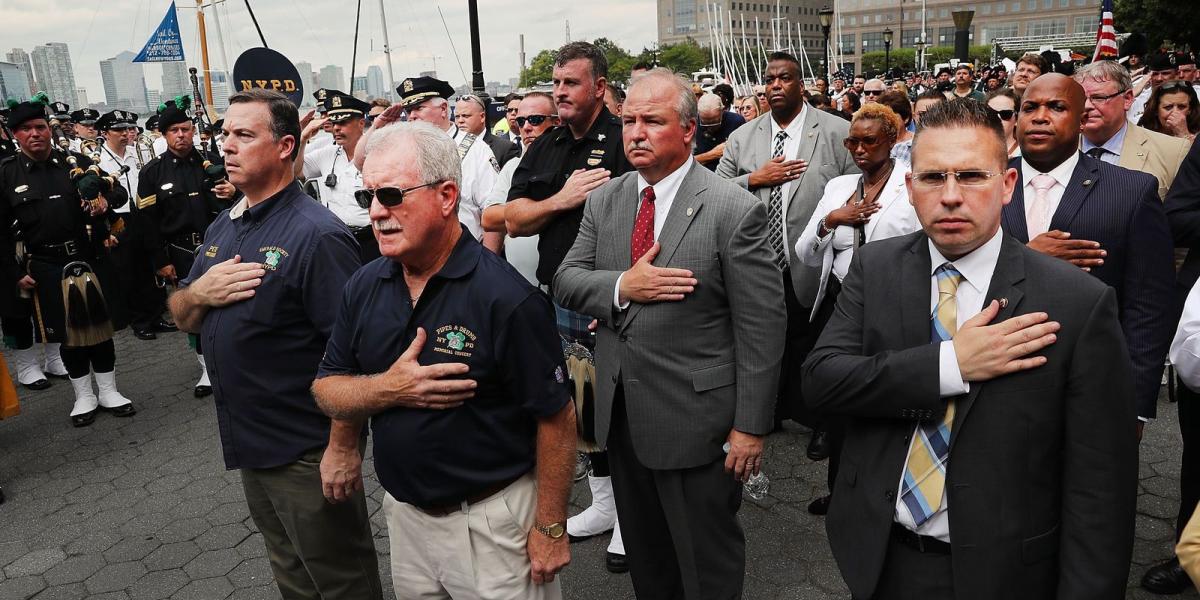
left=2, top=0, right=658, bottom=101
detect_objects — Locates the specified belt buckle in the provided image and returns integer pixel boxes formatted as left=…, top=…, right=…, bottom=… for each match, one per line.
left=63, top=240, right=78, bottom=255
left=190, top=232, right=202, bottom=246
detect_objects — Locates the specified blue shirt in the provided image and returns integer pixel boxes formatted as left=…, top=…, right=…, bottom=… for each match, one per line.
left=316, top=228, right=570, bottom=508
left=1081, top=121, right=1128, bottom=165
left=183, top=182, right=361, bottom=470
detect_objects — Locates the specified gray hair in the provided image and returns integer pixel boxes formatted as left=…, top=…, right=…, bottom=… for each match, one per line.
left=697, top=93, right=724, bottom=115
left=1073, top=60, right=1132, bottom=93
left=364, top=121, right=462, bottom=188
left=628, top=67, right=698, bottom=128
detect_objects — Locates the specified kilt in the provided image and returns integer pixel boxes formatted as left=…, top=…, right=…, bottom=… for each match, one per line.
left=27, top=253, right=127, bottom=345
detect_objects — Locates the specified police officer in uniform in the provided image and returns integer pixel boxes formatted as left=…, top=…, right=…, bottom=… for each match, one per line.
left=137, top=104, right=235, bottom=397
left=71, top=108, right=101, bottom=153
left=97, top=110, right=168, bottom=344
left=0, top=100, right=138, bottom=427
left=46, top=102, right=76, bottom=149
left=307, top=88, right=338, bottom=151
left=295, top=91, right=377, bottom=262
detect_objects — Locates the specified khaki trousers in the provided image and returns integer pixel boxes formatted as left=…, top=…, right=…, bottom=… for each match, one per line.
left=241, top=447, right=382, bottom=600
left=382, top=473, right=563, bottom=600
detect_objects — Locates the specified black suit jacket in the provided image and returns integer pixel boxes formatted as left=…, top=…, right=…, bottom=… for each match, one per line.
left=1001, top=153, right=1174, bottom=419
left=1165, top=137, right=1200, bottom=307
left=482, top=131, right=519, bottom=168
left=803, top=232, right=1137, bottom=600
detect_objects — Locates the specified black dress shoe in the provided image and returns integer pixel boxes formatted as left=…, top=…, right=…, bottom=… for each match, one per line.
left=606, top=552, right=629, bottom=574
left=194, top=385, right=213, bottom=398
left=0, top=485, right=5, bottom=504
left=1142, top=557, right=1192, bottom=594
left=807, top=429, right=831, bottom=461
left=133, top=329, right=157, bottom=340
left=807, top=494, right=831, bottom=515
left=71, top=409, right=98, bottom=427
left=153, top=319, right=178, bottom=333
left=22, top=378, right=51, bottom=391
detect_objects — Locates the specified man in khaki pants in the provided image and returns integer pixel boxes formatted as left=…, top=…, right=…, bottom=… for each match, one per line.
left=313, top=120, right=576, bottom=599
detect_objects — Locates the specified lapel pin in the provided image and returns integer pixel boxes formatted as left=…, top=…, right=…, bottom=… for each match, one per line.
left=1082, top=179, right=1092, bottom=187
left=998, top=297, right=1009, bottom=308
left=686, top=207, right=694, bottom=217
left=1137, top=152, right=1145, bottom=157
left=807, top=132, right=814, bottom=138
left=597, top=134, right=606, bottom=142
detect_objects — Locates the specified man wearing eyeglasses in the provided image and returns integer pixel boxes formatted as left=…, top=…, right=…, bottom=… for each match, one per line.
left=1075, top=60, right=1190, bottom=201
left=804, top=97, right=1137, bottom=600
left=693, top=93, right=745, bottom=170
left=501, top=92, right=524, bottom=147
left=1002, top=74, right=1174, bottom=440
left=862, top=78, right=887, bottom=104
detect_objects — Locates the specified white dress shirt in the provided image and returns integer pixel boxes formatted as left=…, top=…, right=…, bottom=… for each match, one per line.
left=484, top=149, right=540, bottom=286
left=769, top=104, right=809, bottom=264
left=1128, top=87, right=1152, bottom=125
left=1080, top=121, right=1128, bottom=165
left=1020, top=151, right=1079, bottom=238
left=613, top=157, right=695, bottom=308
left=97, top=142, right=140, bottom=214
left=451, top=125, right=500, bottom=241
left=301, top=144, right=369, bottom=228
left=1171, top=279, right=1200, bottom=391
left=893, top=228, right=1003, bottom=542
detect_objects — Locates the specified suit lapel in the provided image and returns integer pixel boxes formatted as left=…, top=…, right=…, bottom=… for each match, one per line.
left=865, top=167, right=906, bottom=240
left=786, top=116, right=821, bottom=210
left=1119, top=127, right=1150, bottom=172
left=615, top=176, right=637, bottom=270
left=948, top=235, right=1026, bottom=451
left=1003, top=158, right=1029, bottom=243
left=901, top=235, right=933, bottom=351
left=1047, top=154, right=1101, bottom=232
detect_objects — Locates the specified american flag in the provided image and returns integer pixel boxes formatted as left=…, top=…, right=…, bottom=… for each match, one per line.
left=1092, top=0, right=1119, bottom=61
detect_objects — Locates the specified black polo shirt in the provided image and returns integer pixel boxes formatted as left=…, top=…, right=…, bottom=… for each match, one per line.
left=507, top=106, right=632, bottom=286
left=182, top=182, right=361, bottom=470
left=316, top=228, right=570, bottom=509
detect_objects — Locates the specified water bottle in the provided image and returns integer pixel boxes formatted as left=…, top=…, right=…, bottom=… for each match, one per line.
left=723, top=442, right=771, bottom=500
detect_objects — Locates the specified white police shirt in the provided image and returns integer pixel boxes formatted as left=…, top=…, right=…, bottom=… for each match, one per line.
left=450, top=125, right=500, bottom=241
left=301, top=144, right=369, bottom=229
left=97, top=142, right=140, bottom=214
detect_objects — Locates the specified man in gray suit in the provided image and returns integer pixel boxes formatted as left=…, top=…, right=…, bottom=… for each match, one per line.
left=716, top=51, right=858, bottom=443
left=555, top=68, right=785, bottom=600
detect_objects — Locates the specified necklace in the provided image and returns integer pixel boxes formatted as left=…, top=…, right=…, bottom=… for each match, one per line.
left=860, top=160, right=895, bottom=204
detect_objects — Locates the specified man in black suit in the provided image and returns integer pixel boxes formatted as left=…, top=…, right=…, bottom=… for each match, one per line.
left=1145, top=137, right=1200, bottom=593
left=455, top=95, right=519, bottom=168
left=803, top=98, right=1138, bottom=600
left=1001, top=73, right=1175, bottom=434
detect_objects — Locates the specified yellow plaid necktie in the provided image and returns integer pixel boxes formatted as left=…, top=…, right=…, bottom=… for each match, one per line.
left=900, top=263, right=963, bottom=526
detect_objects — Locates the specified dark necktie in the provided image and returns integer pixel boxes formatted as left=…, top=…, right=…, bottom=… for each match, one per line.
left=1086, top=147, right=1109, bottom=160
left=631, top=186, right=656, bottom=265
left=767, top=131, right=788, bottom=269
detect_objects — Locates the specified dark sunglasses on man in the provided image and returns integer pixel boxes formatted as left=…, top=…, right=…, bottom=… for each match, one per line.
left=862, top=89, right=883, bottom=97
left=353, top=181, right=443, bottom=210
left=515, top=114, right=554, bottom=128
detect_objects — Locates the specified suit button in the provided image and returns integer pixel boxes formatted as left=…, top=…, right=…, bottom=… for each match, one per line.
left=619, top=335, right=628, bottom=342
left=885, top=490, right=895, bottom=501
left=611, top=375, right=617, bottom=383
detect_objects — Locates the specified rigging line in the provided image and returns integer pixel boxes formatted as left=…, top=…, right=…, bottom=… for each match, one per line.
left=74, top=0, right=103, bottom=73
left=350, top=0, right=363, bottom=84
left=437, top=6, right=469, bottom=87
left=289, top=0, right=334, bottom=67
left=242, top=0, right=268, bottom=47
left=401, top=0, right=434, bottom=75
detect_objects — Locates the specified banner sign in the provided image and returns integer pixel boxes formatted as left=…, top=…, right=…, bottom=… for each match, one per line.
left=133, top=2, right=185, bottom=63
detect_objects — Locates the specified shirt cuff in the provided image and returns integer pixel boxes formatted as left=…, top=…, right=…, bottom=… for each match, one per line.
left=938, top=340, right=970, bottom=396
left=613, top=274, right=630, bottom=311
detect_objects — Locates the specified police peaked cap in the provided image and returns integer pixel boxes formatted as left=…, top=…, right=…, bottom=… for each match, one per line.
left=323, top=92, right=371, bottom=122
left=71, top=108, right=100, bottom=124
left=396, top=76, right=455, bottom=109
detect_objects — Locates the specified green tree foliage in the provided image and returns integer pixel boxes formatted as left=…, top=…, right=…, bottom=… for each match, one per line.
left=858, top=45, right=999, bottom=74
left=519, top=37, right=719, bottom=87
left=519, top=49, right=557, bottom=87
left=1114, top=0, right=1200, bottom=53
left=659, top=38, right=710, bottom=77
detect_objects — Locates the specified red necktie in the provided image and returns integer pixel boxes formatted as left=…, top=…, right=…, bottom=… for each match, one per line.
left=631, top=186, right=656, bottom=265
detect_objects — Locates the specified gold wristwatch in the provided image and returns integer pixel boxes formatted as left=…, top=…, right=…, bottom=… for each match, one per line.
left=534, top=522, right=566, bottom=539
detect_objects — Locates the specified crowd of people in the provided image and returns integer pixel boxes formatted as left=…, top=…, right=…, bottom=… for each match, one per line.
left=3, top=35, right=1200, bottom=600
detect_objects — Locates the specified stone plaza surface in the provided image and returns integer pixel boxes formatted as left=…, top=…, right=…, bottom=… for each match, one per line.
left=0, top=329, right=1194, bottom=599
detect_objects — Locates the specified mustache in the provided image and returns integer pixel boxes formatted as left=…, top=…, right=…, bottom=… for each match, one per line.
left=627, top=141, right=652, bottom=152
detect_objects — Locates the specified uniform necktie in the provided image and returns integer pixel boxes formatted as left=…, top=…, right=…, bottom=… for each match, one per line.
left=900, top=263, right=964, bottom=527
left=1086, top=147, right=1109, bottom=161
left=767, top=131, right=788, bottom=269
left=1025, top=173, right=1057, bottom=239
left=631, top=186, right=656, bottom=265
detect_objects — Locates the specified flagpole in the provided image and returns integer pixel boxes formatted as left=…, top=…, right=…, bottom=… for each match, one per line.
left=196, top=0, right=214, bottom=108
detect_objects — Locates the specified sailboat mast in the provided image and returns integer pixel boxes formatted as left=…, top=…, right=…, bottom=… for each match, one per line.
left=378, top=0, right=396, bottom=100
left=196, top=0, right=214, bottom=107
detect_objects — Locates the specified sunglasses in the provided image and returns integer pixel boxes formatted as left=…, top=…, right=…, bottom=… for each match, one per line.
left=843, top=136, right=883, bottom=150
left=515, top=114, right=555, bottom=128
left=862, top=90, right=883, bottom=96
left=988, top=108, right=1015, bottom=120
left=353, top=181, right=442, bottom=209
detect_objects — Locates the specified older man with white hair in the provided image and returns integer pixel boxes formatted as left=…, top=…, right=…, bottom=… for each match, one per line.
left=694, top=92, right=745, bottom=170
left=313, top=121, right=577, bottom=600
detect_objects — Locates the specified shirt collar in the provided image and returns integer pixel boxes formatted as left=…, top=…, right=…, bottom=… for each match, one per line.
left=552, top=105, right=616, bottom=145
left=927, top=228, right=1003, bottom=296
left=1080, top=121, right=1128, bottom=157
left=770, top=103, right=808, bottom=140
left=383, top=225, right=481, bottom=280
left=636, top=156, right=693, bottom=204
left=1020, top=151, right=1079, bottom=189
left=230, top=182, right=298, bottom=221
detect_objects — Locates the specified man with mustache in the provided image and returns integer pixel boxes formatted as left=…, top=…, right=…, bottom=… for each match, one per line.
left=1001, top=73, right=1175, bottom=438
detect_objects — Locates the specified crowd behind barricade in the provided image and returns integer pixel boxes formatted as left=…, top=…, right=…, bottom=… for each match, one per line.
left=3, top=36, right=1200, bottom=600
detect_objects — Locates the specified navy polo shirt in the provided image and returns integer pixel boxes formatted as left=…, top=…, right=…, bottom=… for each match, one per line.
left=316, top=227, right=570, bottom=509
left=183, top=182, right=361, bottom=470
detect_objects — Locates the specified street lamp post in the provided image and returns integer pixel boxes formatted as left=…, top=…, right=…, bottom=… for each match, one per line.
left=883, top=27, right=893, bottom=77
left=819, top=6, right=834, bottom=81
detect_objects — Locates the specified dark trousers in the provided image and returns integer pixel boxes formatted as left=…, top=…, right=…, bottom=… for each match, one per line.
left=869, top=534, right=955, bottom=600
left=112, top=212, right=166, bottom=331
left=778, top=269, right=821, bottom=427
left=352, top=226, right=380, bottom=264
left=1178, top=377, right=1200, bottom=539
left=608, top=391, right=745, bottom=600
left=240, top=447, right=382, bottom=600
left=812, top=278, right=845, bottom=492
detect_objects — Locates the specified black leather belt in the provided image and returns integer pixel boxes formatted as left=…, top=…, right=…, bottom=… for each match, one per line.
left=170, top=232, right=203, bottom=248
left=891, top=522, right=952, bottom=554
left=415, top=476, right=519, bottom=518
left=29, top=240, right=85, bottom=258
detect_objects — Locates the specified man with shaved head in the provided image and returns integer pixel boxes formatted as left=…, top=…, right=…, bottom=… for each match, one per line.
left=1001, top=73, right=1175, bottom=434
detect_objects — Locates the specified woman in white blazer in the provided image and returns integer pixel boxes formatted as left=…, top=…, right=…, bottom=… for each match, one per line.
left=793, top=103, right=923, bottom=516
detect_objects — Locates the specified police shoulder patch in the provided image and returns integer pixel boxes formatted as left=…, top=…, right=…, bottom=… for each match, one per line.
left=488, top=155, right=500, bottom=173
left=136, top=194, right=157, bottom=209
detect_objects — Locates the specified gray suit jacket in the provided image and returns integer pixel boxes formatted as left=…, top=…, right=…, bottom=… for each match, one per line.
left=554, top=162, right=786, bottom=470
left=716, top=107, right=858, bottom=306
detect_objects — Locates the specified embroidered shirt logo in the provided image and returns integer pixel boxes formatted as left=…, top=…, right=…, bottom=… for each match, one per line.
left=259, top=246, right=290, bottom=270
left=205, top=244, right=218, bottom=257
left=434, top=325, right=476, bottom=358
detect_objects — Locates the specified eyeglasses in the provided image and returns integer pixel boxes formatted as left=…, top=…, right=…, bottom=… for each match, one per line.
left=755, top=92, right=767, bottom=97
left=1084, top=89, right=1127, bottom=104
left=353, top=181, right=443, bottom=209
left=515, top=115, right=555, bottom=128
left=911, top=170, right=1001, bottom=188
left=506, top=107, right=520, bottom=114
left=988, top=108, right=1015, bottom=120
left=862, top=89, right=883, bottom=96
left=843, top=136, right=884, bottom=150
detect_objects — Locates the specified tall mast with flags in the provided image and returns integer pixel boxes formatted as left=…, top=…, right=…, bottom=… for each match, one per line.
left=1092, top=0, right=1119, bottom=62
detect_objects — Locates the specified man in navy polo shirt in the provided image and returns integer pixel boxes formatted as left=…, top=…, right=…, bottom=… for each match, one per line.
left=312, top=121, right=576, bottom=599
left=168, top=89, right=380, bottom=600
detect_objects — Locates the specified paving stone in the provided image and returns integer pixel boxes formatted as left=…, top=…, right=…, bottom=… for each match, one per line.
left=85, top=561, right=147, bottom=594
left=42, top=554, right=106, bottom=586
left=155, top=518, right=209, bottom=544
left=142, top=542, right=201, bottom=572
left=103, top=536, right=162, bottom=563
left=196, top=523, right=251, bottom=552
left=30, top=583, right=88, bottom=600
left=170, top=575, right=233, bottom=600
left=227, top=557, right=272, bottom=589
left=128, top=569, right=189, bottom=600
left=0, top=575, right=48, bottom=600
left=183, top=549, right=243, bottom=579
left=5, top=549, right=66, bottom=578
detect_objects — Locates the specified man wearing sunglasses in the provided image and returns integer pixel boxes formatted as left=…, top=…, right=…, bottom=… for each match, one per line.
left=1003, top=75, right=1174, bottom=442
left=314, top=121, right=576, bottom=599
left=1076, top=61, right=1190, bottom=201
left=862, top=78, right=887, bottom=104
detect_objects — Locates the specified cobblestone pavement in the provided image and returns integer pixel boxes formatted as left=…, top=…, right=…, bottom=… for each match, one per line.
left=0, top=330, right=1194, bottom=599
